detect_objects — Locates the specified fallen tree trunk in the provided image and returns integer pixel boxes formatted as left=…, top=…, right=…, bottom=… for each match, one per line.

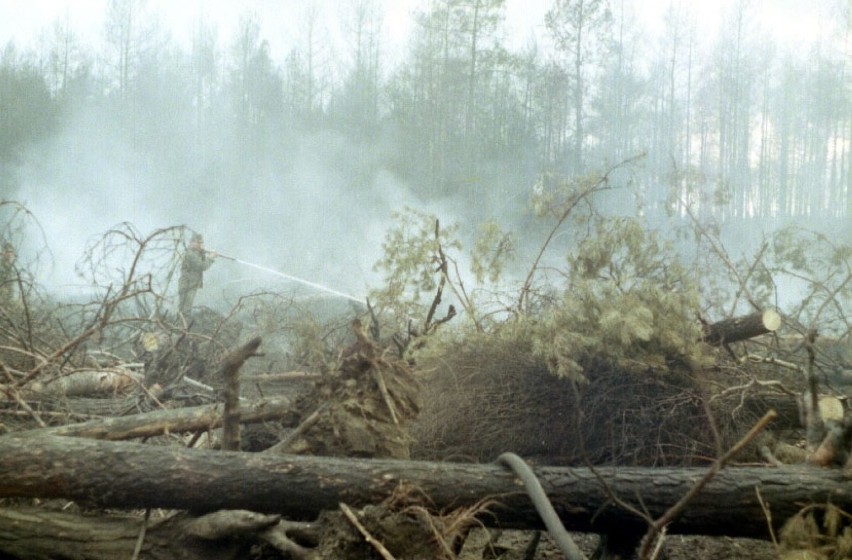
left=23, top=396, right=296, bottom=441
left=703, top=309, right=782, bottom=346
left=0, top=433, right=847, bottom=540
left=0, top=507, right=248, bottom=560
left=0, top=507, right=280, bottom=560
left=21, top=367, right=141, bottom=398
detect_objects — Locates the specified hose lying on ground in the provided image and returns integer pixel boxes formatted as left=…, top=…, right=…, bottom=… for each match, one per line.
left=496, top=452, right=587, bottom=560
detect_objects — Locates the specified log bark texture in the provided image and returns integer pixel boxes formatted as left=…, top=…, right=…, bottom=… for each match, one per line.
left=0, top=433, right=849, bottom=540
left=703, top=309, right=782, bottom=345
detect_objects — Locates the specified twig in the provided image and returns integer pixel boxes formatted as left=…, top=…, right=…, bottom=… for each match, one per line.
left=130, top=508, right=150, bottom=560
left=755, top=487, right=779, bottom=549
left=729, top=240, right=769, bottom=317
left=264, top=403, right=329, bottom=454
left=373, top=368, right=399, bottom=425
left=760, top=445, right=784, bottom=467
left=0, top=345, right=44, bottom=374
left=700, top=391, right=723, bottom=458
left=810, top=271, right=851, bottom=328
left=15, top=289, right=148, bottom=388
left=710, top=376, right=798, bottom=401
left=1, top=363, right=46, bottom=427
left=402, top=505, right=456, bottom=559
left=424, top=220, right=446, bottom=331
left=647, top=525, right=667, bottom=560
left=739, top=354, right=802, bottom=372
left=339, top=502, right=397, bottom=560
left=424, top=220, right=465, bottom=332
left=637, top=409, right=778, bottom=558
left=681, top=201, right=761, bottom=313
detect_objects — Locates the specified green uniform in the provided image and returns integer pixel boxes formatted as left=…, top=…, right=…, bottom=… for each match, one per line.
left=178, top=247, right=214, bottom=316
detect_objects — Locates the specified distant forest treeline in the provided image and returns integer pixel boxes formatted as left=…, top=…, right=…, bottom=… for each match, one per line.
left=0, top=0, right=849, bottom=222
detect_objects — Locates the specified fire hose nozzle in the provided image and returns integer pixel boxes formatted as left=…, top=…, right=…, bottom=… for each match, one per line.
left=208, top=250, right=236, bottom=261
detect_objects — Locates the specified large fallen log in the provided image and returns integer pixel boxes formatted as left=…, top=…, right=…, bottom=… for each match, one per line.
left=0, top=433, right=848, bottom=540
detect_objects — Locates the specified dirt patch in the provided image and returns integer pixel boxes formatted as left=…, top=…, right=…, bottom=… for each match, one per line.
left=458, top=529, right=777, bottom=559
left=311, top=505, right=450, bottom=559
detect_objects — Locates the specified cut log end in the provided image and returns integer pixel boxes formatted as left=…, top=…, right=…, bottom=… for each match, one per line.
left=703, top=308, right=783, bottom=346
left=762, top=309, right=782, bottom=332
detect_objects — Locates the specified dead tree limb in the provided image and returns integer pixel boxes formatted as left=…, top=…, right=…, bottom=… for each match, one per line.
left=220, top=337, right=262, bottom=451
left=0, top=433, right=849, bottom=540
left=21, top=396, right=295, bottom=440
left=15, top=286, right=151, bottom=388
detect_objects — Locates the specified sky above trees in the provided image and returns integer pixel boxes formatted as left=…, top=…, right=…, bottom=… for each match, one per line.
left=0, top=0, right=832, bottom=65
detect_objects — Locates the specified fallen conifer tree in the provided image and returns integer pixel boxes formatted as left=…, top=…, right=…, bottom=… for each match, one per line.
left=0, top=430, right=848, bottom=541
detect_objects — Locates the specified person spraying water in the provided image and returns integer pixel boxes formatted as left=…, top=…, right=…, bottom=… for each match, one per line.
left=178, top=233, right=218, bottom=318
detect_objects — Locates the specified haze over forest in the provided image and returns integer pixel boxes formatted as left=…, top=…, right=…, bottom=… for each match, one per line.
left=0, top=0, right=848, bottom=311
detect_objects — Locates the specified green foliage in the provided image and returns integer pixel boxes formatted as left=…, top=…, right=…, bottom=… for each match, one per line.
left=371, top=206, right=461, bottom=319
left=520, top=158, right=645, bottom=313
left=529, top=171, right=605, bottom=221
left=370, top=208, right=517, bottom=334
left=471, top=221, right=514, bottom=284
left=371, top=163, right=713, bottom=383
left=531, top=217, right=707, bottom=381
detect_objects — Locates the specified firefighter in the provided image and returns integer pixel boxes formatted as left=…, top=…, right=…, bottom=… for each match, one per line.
left=178, top=233, right=217, bottom=318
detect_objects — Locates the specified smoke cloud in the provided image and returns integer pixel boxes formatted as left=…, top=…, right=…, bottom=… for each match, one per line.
left=14, top=103, right=439, bottom=310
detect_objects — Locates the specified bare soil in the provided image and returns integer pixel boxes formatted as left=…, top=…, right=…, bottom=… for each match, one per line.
left=459, top=529, right=777, bottom=559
